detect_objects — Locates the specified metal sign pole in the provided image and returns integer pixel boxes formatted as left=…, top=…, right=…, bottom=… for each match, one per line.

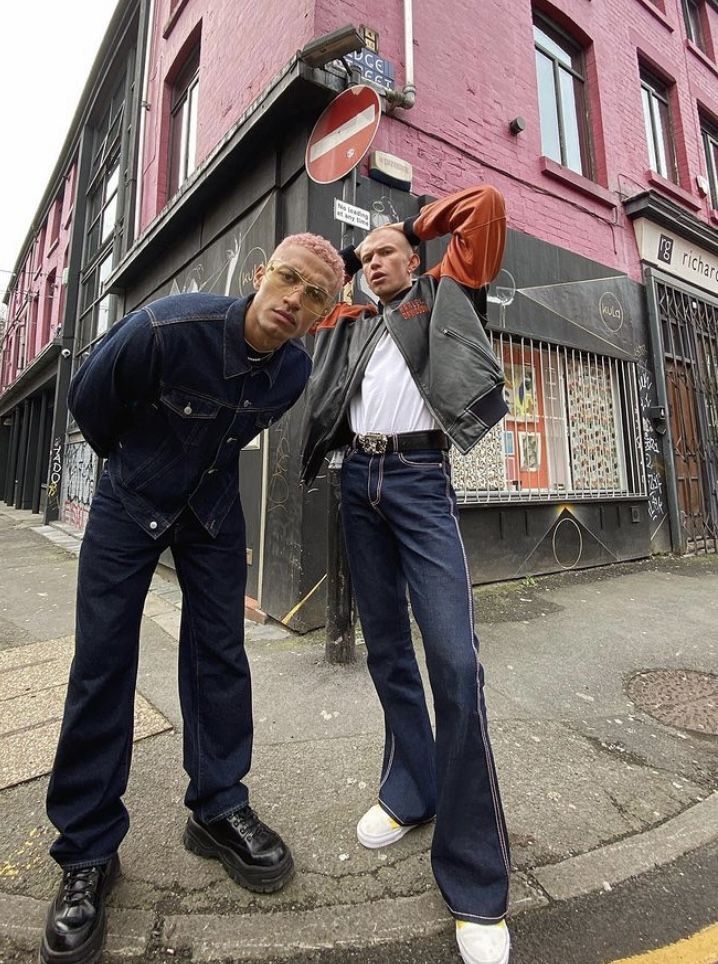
left=325, top=166, right=358, bottom=664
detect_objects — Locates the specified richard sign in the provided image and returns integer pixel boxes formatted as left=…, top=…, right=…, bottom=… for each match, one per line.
left=634, top=218, right=718, bottom=296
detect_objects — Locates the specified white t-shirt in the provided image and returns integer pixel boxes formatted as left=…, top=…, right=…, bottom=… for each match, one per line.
left=348, top=330, right=438, bottom=434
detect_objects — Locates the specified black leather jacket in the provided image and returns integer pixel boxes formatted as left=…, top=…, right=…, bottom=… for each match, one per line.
left=301, top=185, right=508, bottom=484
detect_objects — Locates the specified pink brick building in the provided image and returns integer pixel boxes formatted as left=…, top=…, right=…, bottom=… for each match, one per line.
left=2, top=0, right=717, bottom=624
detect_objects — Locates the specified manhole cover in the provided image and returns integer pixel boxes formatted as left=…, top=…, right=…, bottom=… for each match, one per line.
left=626, top=669, right=718, bottom=736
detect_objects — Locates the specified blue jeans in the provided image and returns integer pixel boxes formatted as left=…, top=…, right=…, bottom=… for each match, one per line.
left=341, top=447, right=511, bottom=922
left=46, top=471, right=251, bottom=867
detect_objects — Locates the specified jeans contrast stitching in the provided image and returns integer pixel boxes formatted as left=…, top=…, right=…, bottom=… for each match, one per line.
left=174, top=557, right=203, bottom=801
left=439, top=457, right=512, bottom=889
left=378, top=729, right=396, bottom=790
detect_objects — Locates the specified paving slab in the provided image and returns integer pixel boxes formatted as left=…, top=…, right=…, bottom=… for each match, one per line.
left=0, top=637, right=172, bottom=790
left=533, top=791, right=718, bottom=900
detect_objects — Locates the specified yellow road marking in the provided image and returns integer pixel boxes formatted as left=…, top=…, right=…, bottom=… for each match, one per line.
left=611, top=923, right=718, bottom=963
left=280, top=573, right=327, bottom=625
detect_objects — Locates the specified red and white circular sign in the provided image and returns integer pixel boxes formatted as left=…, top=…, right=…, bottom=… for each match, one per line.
left=305, top=85, right=382, bottom=185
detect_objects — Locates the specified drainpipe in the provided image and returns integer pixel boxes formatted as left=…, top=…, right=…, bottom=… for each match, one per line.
left=385, top=0, right=416, bottom=110
left=134, top=0, right=156, bottom=240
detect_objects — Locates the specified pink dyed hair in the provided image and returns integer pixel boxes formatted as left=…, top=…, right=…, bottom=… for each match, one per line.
left=273, top=233, right=345, bottom=292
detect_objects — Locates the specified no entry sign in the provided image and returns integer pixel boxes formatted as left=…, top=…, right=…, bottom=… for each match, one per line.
left=305, top=85, right=382, bottom=185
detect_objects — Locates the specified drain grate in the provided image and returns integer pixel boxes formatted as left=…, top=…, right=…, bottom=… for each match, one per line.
left=626, top=669, right=718, bottom=736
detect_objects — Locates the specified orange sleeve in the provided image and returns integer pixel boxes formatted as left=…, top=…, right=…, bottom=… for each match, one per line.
left=413, top=185, right=506, bottom=289
left=308, top=301, right=375, bottom=335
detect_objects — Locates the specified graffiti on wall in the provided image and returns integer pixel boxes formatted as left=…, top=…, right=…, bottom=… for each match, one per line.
left=168, top=195, right=272, bottom=300
left=46, top=436, right=64, bottom=513
left=61, top=440, right=97, bottom=531
left=635, top=345, right=666, bottom=531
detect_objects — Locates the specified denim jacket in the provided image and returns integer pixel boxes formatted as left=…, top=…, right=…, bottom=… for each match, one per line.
left=69, top=292, right=311, bottom=539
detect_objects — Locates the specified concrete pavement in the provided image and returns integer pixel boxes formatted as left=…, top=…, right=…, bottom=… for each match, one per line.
left=0, top=503, right=717, bottom=962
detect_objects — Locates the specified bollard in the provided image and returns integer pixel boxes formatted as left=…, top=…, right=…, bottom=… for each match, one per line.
left=325, top=463, right=355, bottom=663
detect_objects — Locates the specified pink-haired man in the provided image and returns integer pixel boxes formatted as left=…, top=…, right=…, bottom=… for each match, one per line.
left=40, top=234, right=344, bottom=964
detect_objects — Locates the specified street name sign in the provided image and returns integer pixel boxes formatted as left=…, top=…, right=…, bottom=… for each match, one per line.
left=343, top=48, right=396, bottom=90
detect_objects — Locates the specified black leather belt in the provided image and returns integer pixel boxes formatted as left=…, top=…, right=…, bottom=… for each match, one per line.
left=353, top=430, right=450, bottom=455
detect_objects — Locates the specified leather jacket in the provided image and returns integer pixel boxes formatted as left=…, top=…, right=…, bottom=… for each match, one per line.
left=301, top=185, right=508, bottom=484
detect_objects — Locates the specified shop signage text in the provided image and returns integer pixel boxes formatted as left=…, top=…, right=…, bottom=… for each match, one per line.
left=634, top=218, right=718, bottom=297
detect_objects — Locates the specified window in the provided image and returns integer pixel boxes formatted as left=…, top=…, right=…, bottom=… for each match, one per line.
left=168, top=48, right=200, bottom=195
left=76, top=71, right=128, bottom=359
left=702, top=116, right=718, bottom=208
left=534, top=15, right=592, bottom=177
left=640, top=69, right=677, bottom=182
left=682, top=0, right=707, bottom=52
left=50, top=188, right=64, bottom=246
left=451, top=334, right=646, bottom=504
left=43, top=269, right=56, bottom=343
left=34, top=226, right=46, bottom=275
left=77, top=250, right=117, bottom=356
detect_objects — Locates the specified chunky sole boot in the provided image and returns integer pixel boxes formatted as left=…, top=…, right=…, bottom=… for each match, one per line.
left=39, top=856, right=120, bottom=964
left=183, top=817, right=294, bottom=893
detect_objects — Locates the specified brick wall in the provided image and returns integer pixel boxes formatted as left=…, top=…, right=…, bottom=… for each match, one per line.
left=138, top=0, right=718, bottom=281
left=138, top=0, right=316, bottom=230
left=316, top=0, right=718, bottom=280
left=0, top=160, right=77, bottom=392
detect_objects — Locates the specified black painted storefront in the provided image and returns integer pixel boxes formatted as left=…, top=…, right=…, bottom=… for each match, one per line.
left=105, top=66, right=667, bottom=631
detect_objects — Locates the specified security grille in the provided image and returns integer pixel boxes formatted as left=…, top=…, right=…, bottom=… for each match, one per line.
left=452, top=333, right=646, bottom=504
left=656, top=283, right=718, bottom=553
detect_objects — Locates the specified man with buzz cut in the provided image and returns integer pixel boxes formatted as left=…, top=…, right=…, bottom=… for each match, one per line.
left=40, top=233, right=345, bottom=964
left=302, top=185, right=512, bottom=964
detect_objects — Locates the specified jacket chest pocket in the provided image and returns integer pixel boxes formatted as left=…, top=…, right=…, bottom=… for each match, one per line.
left=160, top=389, right=221, bottom=447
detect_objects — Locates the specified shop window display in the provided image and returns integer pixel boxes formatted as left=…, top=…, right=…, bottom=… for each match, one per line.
left=451, top=335, right=644, bottom=503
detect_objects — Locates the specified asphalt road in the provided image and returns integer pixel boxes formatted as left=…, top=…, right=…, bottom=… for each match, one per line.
left=270, top=842, right=718, bottom=964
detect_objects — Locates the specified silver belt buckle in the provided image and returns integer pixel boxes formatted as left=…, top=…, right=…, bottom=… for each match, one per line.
left=358, top=432, right=388, bottom=454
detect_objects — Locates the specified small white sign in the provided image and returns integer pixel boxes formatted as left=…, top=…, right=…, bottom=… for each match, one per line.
left=334, top=199, right=371, bottom=231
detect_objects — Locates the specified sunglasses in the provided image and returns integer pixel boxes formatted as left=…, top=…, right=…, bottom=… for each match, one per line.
left=264, top=261, right=334, bottom=316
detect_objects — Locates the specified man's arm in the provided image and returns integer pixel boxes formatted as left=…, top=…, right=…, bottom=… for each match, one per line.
left=404, top=184, right=506, bottom=288
left=307, top=243, right=376, bottom=335
left=68, top=309, right=161, bottom=458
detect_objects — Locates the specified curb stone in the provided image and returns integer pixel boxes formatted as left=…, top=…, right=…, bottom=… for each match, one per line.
left=2, top=796, right=716, bottom=960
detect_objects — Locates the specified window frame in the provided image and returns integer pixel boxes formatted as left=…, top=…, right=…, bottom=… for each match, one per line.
left=640, top=68, right=678, bottom=183
left=49, top=188, right=64, bottom=247
left=701, top=114, right=718, bottom=209
left=168, top=48, right=200, bottom=196
left=682, top=0, right=708, bottom=52
left=75, top=71, right=128, bottom=361
left=533, top=13, right=593, bottom=178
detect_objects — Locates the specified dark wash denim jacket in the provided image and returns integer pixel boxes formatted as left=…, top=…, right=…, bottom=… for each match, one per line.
left=68, top=292, right=311, bottom=539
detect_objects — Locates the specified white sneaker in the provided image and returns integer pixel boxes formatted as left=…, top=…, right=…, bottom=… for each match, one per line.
left=356, top=804, right=418, bottom=849
left=456, top=919, right=510, bottom=964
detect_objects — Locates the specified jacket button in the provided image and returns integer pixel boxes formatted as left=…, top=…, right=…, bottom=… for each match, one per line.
left=243, top=400, right=251, bottom=408
left=184, top=404, right=193, bottom=415
left=149, top=521, right=158, bottom=530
